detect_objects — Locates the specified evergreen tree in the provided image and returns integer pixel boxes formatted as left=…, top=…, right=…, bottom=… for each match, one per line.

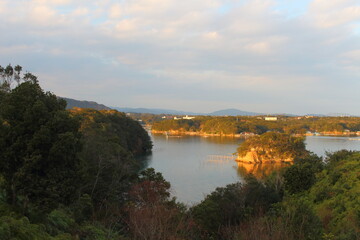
left=0, top=81, right=82, bottom=212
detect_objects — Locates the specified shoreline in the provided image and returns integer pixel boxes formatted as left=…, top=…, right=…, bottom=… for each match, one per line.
left=151, top=130, right=254, bottom=138
left=151, top=130, right=360, bottom=138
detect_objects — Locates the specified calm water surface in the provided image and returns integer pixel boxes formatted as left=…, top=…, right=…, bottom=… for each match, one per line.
left=142, top=134, right=360, bottom=205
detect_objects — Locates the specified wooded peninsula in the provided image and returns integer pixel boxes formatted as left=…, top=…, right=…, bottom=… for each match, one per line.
left=150, top=115, right=360, bottom=137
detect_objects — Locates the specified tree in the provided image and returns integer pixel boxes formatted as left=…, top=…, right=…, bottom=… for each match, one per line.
left=124, top=168, right=193, bottom=240
left=284, top=153, right=323, bottom=194
left=69, top=108, right=152, bottom=210
left=237, top=132, right=308, bottom=162
left=0, top=81, right=82, bottom=212
left=0, top=64, right=37, bottom=93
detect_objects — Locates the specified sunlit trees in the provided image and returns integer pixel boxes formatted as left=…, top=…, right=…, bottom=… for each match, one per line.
left=237, top=132, right=308, bottom=162
left=308, top=151, right=360, bottom=239
left=151, top=116, right=360, bottom=136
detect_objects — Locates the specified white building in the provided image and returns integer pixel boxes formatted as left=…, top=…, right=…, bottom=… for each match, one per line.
left=183, top=115, right=195, bottom=120
left=264, top=117, right=278, bottom=121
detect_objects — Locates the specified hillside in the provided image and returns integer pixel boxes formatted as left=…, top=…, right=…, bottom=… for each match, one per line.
left=113, top=107, right=200, bottom=115
left=61, top=97, right=111, bottom=110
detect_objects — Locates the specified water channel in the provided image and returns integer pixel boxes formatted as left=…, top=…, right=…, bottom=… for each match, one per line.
left=142, top=134, right=360, bottom=205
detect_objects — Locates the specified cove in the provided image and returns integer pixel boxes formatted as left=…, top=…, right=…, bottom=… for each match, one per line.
left=141, top=134, right=360, bottom=204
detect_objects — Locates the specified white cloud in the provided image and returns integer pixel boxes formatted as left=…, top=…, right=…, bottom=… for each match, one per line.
left=72, top=7, right=89, bottom=17
left=342, top=49, right=360, bottom=60
left=245, top=42, right=271, bottom=54
left=32, top=0, right=72, bottom=6
left=115, top=19, right=137, bottom=32
left=30, top=5, right=57, bottom=23
left=0, top=1, right=5, bottom=13
left=309, top=0, right=360, bottom=28
left=311, top=0, right=353, bottom=12
left=109, top=4, right=122, bottom=19
left=1, top=0, right=360, bottom=114
left=204, top=31, right=219, bottom=39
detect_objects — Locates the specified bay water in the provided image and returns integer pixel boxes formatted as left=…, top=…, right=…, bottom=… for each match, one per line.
left=142, top=134, right=360, bottom=204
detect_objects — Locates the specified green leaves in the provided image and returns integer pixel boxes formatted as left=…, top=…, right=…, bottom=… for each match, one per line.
left=237, top=132, right=307, bottom=162
left=0, top=81, right=82, bottom=211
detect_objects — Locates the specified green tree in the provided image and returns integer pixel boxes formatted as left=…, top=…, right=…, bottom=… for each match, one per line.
left=308, top=151, right=360, bottom=239
left=70, top=109, right=152, bottom=209
left=0, top=81, right=82, bottom=212
left=237, top=132, right=308, bottom=162
left=283, top=153, right=324, bottom=194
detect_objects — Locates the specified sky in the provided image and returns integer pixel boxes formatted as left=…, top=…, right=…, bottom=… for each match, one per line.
left=1, top=0, right=360, bottom=115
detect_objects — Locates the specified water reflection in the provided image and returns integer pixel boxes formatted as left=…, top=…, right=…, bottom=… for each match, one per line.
left=235, top=162, right=289, bottom=179
left=201, top=136, right=245, bottom=145
left=144, top=134, right=360, bottom=203
left=152, top=133, right=244, bottom=145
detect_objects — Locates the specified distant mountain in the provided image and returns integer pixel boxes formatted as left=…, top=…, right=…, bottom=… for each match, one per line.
left=61, top=97, right=111, bottom=110
left=208, top=108, right=262, bottom=116
left=113, top=107, right=264, bottom=116
left=60, top=97, right=276, bottom=117
left=305, top=113, right=356, bottom=117
left=326, top=113, right=353, bottom=117
left=305, top=113, right=327, bottom=117
left=271, top=113, right=298, bottom=117
left=112, top=107, right=201, bottom=115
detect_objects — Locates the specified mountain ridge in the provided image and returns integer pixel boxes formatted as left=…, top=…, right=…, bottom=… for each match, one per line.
left=62, top=97, right=354, bottom=117
left=61, top=97, right=111, bottom=110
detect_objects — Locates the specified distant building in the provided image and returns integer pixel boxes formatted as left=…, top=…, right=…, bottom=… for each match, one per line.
left=264, top=117, right=278, bottom=121
left=183, top=115, right=195, bottom=120
left=174, top=117, right=181, bottom=120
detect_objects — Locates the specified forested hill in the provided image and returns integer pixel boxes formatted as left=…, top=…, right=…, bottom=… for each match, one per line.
left=152, top=116, right=360, bottom=136
left=71, top=108, right=152, bottom=156
left=0, top=67, right=154, bottom=239
left=61, top=97, right=112, bottom=110
left=236, top=132, right=308, bottom=163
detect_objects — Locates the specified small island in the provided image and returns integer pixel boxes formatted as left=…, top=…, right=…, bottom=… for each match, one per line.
left=236, top=132, right=308, bottom=163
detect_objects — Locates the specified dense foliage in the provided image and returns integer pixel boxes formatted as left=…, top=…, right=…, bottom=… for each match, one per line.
left=0, top=69, right=156, bottom=239
left=191, top=151, right=359, bottom=240
left=70, top=108, right=152, bottom=214
left=152, top=115, right=360, bottom=136
left=237, top=132, right=308, bottom=162
left=191, top=175, right=283, bottom=239
left=0, top=81, right=82, bottom=212
left=308, top=151, right=360, bottom=239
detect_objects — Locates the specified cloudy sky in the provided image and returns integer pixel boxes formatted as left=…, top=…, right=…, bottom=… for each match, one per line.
left=1, top=0, right=360, bottom=115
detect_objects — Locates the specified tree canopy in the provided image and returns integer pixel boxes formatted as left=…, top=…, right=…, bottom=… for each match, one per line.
left=237, top=132, right=308, bottom=162
left=0, top=81, right=82, bottom=211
